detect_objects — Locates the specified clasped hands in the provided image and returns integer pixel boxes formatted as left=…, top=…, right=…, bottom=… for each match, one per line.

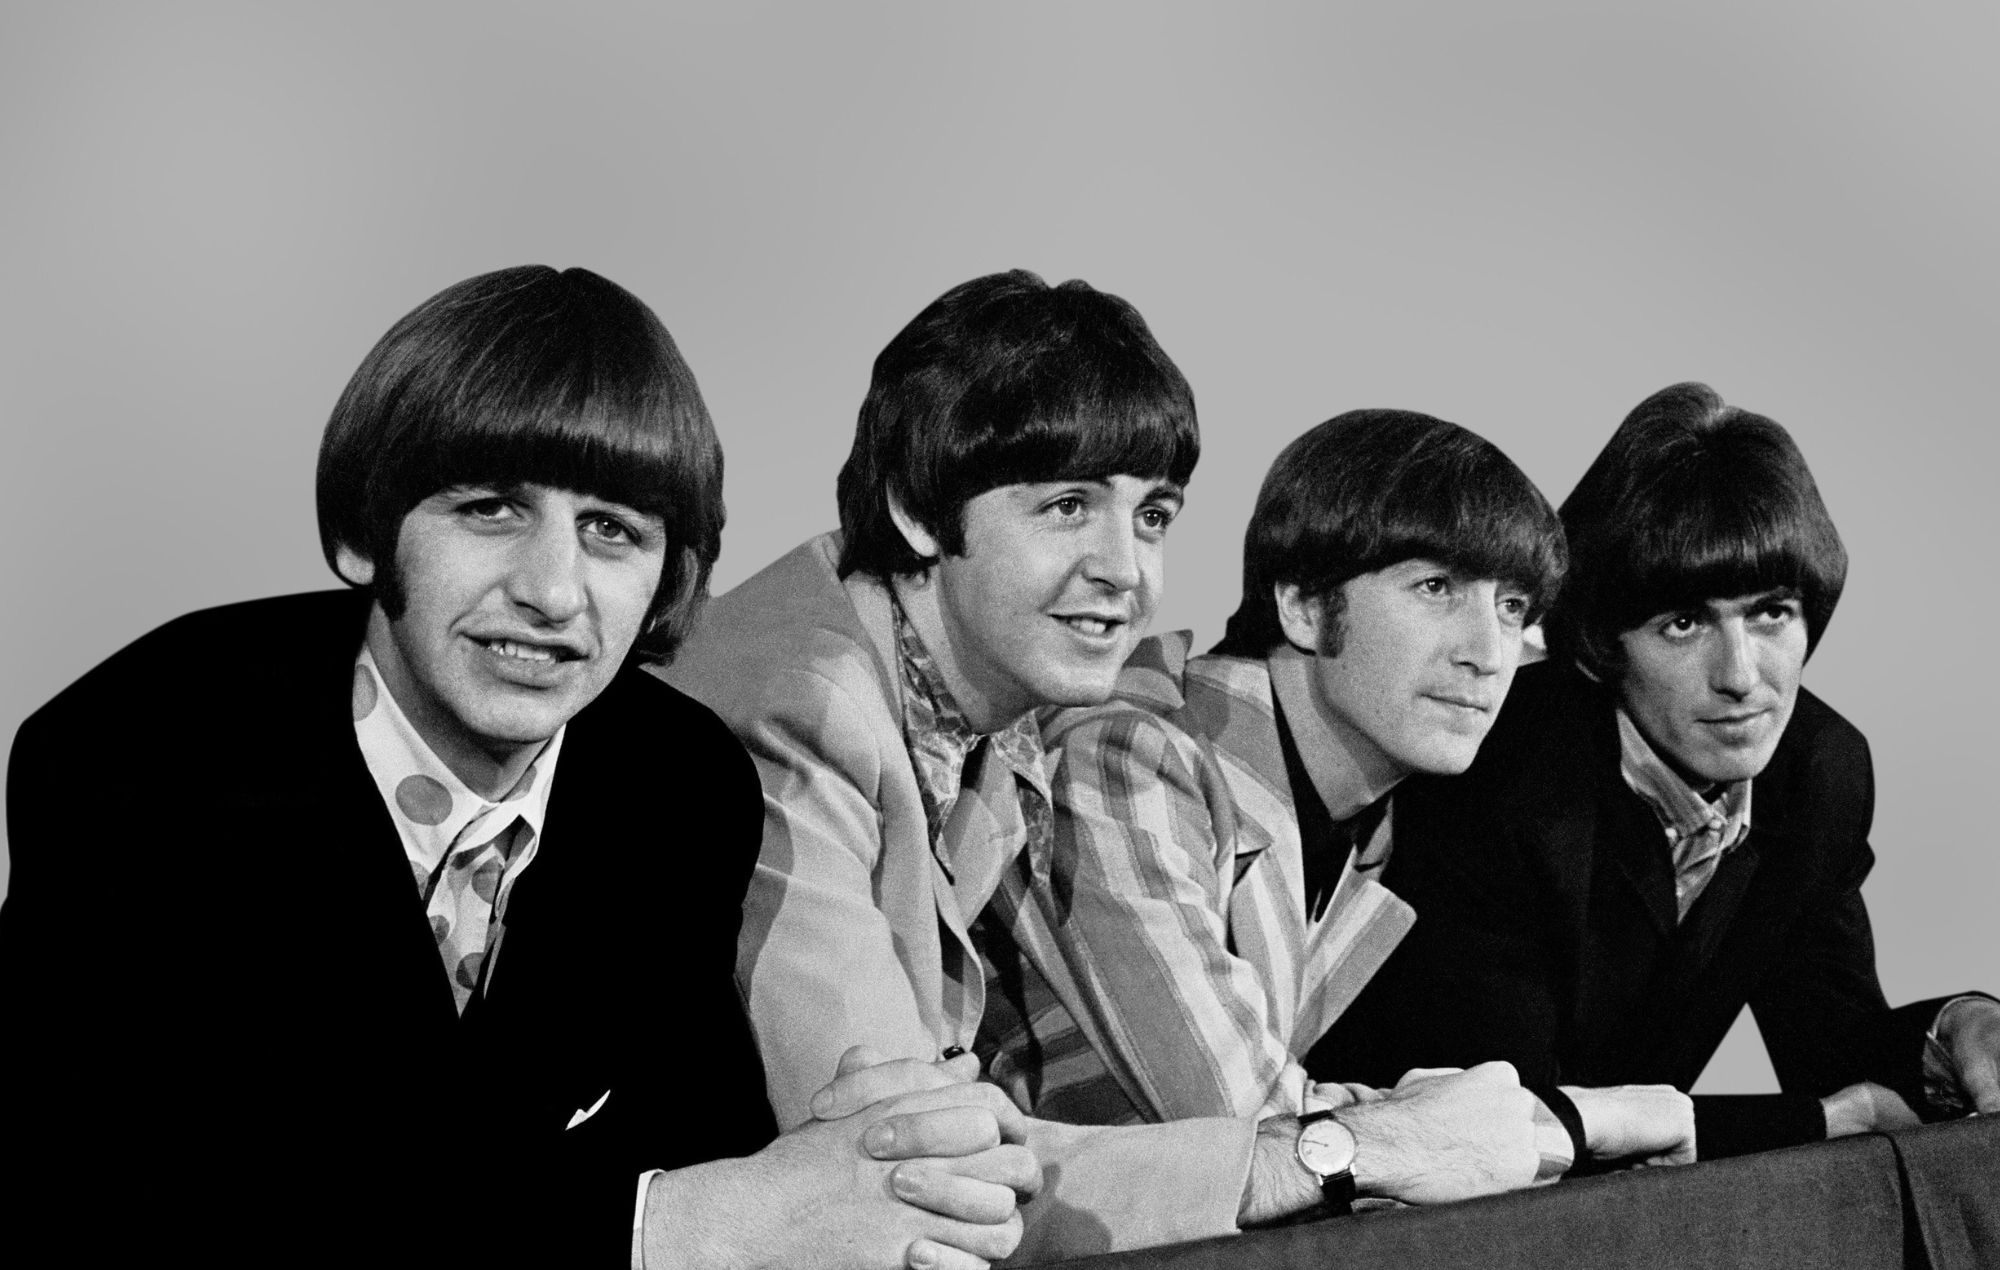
left=643, top=1045, right=1038, bottom=1270
left=799, top=1045, right=1042, bottom=1270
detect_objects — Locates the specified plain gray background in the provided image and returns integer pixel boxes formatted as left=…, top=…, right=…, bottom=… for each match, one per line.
left=3, top=2, right=1993, bottom=1096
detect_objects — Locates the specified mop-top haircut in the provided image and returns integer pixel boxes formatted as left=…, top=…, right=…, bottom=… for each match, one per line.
left=1547, top=381, right=1847, bottom=682
left=315, top=264, right=724, bottom=663
left=836, top=268, right=1199, bottom=580
left=1215, top=409, right=1566, bottom=658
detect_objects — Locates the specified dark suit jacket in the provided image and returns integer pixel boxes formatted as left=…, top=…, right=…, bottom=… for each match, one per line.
left=1309, top=660, right=1963, bottom=1159
left=1, top=591, right=774, bottom=1266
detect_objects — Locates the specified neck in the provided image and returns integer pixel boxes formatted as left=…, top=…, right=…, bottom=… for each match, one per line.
left=1268, top=647, right=1405, bottom=819
left=890, top=570, right=1027, bottom=735
left=363, top=609, right=546, bottom=801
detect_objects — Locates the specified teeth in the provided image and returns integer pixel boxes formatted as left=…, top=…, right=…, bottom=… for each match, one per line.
left=487, top=640, right=556, bottom=663
left=1065, top=617, right=1112, bottom=635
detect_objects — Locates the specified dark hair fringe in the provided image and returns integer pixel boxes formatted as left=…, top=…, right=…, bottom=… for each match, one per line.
left=1213, top=410, right=1567, bottom=658
left=316, top=265, right=724, bottom=664
left=837, top=270, right=1198, bottom=578
left=1546, top=382, right=1847, bottom=680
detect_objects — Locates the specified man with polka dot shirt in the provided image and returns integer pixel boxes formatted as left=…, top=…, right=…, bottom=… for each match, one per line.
left=1, top=266, right=1035, bottom=1270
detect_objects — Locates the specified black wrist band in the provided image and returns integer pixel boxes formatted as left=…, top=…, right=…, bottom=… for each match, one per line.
left=1529, top=1084, right=1591, bottom=1168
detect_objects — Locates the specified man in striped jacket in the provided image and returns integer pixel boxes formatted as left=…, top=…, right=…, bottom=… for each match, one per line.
left=987, top=409, right=1697, bottom=1179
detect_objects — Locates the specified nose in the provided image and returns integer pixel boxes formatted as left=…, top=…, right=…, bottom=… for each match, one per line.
left=1708, top=618, right=1758, bottom=698
left=508, top=518, right=587, bottom=624
left=1449, top=588, right=1509, bottom=675
left=1085, top=519, right=1145, bottom=593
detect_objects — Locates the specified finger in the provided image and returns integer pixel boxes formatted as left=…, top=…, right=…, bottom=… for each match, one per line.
left=891, top=1162, right=1020, bottom=1225
left=1392, top=1066, right=1464, bottom=1088
left=837, top=1044, right=893, bottom=1078
left=921, top=1144, right=1042, bottom=1200
left=866, top=1106, right=1004, bottom=1160
left=905, top=1238, right=989, bottom=1270
left=812, top=1056, right=961, bottom=1121
left=1464, top=1060, right=1522, bottom=1087
left=868, top=1081, right=1030, bottom=1145
left=904, top=1213, right=1024, bottom=1265
left=1956, top=1058, right=2000, bottom=1115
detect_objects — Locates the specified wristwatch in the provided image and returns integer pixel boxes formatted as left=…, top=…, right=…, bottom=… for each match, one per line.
left=1294, top=1109, right=1358, bottom=1215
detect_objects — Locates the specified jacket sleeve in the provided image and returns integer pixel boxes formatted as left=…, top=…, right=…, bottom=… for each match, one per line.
left=1034, top=708, right=1310, bottom=1120
left=532, top=714, right=779, bottom=1268
left=1741, top=722, right=1930, bottom=1110
left=732, top=665, right=942, bottom=1128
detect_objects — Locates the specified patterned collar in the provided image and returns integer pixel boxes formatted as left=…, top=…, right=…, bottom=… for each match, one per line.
left=1614, top=707, right=1752, bottom=848
left=351, top=643, right=560, bottom=904
left=891, top=593, right=1052, bottom=874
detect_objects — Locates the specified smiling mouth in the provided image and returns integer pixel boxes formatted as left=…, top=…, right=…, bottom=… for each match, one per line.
left=1057, top=615, right=1125, bottom=637
left=477, top=637, right=582, bottom=664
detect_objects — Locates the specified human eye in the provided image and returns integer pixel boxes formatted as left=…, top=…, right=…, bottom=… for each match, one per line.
left=1750, top=597, right=1803, bottom=630
left=1413, top=574, right=1453, bottom=599
left=450, top=490, right=517, bottom=524
left=582, top=514, right=636, bottom=545
left=1658, top=612, right=1703, bottom=640
left=1041, top=491, right=1089, bottom=520
left=1496, top=591, right=1531, bottom=627
left=1136, top=501, right=1177, bottom=539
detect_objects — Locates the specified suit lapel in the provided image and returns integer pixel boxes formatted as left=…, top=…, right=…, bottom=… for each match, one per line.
left=1181, top=655, right=1418, bottom=1052
left=1674, top=832, right=1765, bottom=975
left=1293, top=869, right=1417, bottom=1052
left=845, top=567, right=994, bottom=1042
left=278, top=595, right=462, bottom=1035
left=1602, top=779, right=1679, bottom=939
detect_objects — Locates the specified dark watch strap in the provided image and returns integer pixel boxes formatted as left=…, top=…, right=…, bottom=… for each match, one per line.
left=1528, top=1084, right=1591, bottom=1169
left=1297, top=1109, right=1357, bottom=1215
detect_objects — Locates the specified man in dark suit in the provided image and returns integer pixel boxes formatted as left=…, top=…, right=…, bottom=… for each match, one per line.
left=1, top=265, right=1035, bottom=1269
left=1310, top=381, right=2000, bottom=1161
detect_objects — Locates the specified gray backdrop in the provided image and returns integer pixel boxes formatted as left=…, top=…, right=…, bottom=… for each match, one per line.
left=3, top=1, right=1993, bottom=1096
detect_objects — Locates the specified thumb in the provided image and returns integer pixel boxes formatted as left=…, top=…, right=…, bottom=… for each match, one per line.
left=1959, top=1055, right=2000, bottom=1116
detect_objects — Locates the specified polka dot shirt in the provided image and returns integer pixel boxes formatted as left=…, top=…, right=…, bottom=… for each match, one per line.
left=351, top=644, right=563, bottom=1014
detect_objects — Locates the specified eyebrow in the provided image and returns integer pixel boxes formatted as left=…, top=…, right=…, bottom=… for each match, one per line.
left=1698, top=587, right=1802, bottom=617
left=1732, top=586, right=1801, bottom=605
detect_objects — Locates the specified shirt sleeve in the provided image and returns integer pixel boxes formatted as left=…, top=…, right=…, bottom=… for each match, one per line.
left=1922, top=993, right=2000, bottom=1116
left=632, top=1170, right=662, bottom=1270
left=1034, top=708, right=1312, bottom=1121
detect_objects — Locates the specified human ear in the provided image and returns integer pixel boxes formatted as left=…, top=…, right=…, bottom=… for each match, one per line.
left=1275, top=583, right=1323, bottom=654
left=333, top=543, right=377, bottom=587
left=886, top=488, right=942, bottom=560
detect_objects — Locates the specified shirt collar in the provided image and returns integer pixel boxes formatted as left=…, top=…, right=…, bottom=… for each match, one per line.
left=1615, top=706, right=1751, bottom=847
left=351, top=643, right=563, bottom=875
left=891, top=593, right=1052, bottom=852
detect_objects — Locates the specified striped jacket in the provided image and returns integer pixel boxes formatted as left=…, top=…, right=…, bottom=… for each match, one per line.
left=982, top=631, right=1417, bottom=1123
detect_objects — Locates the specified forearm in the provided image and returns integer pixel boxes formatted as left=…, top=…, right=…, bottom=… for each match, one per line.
left=741, top=858, right=942, bottom=1128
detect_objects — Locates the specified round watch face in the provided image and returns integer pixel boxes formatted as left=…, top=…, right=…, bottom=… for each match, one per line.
left=1297, top=1114, right=1357, bottom=1178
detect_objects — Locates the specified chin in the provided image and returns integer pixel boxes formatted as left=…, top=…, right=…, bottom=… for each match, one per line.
left=464, top=703, right=574, bottom=747
left=1692, top=754, right=1770, bottom=785
left=1036, top=670, right=1123, bottom=710
left=1411, top=747, right=1479, bottom=777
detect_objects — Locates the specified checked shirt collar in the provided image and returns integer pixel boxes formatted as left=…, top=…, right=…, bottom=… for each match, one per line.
left=1615, top=706, right=1752, bottom=922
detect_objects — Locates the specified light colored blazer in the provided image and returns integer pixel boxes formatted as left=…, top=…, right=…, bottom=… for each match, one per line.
left=663, top=534, right=1255, bottom=1261
left=1027, top=631, right=1418, bottom=1121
